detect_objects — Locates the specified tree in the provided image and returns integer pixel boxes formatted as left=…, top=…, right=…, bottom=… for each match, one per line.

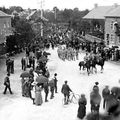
left=9, top=6, right=23, bottom=13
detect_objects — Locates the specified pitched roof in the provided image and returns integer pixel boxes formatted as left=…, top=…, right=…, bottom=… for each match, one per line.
left=83, top=6, right=115, bottom=19
left=0, top=10, right=11, bottom=17
left=105, top=6, right=120, bottom=17
left=26, top=10, right=48, bottom=21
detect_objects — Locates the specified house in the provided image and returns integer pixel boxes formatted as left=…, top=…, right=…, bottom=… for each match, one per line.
left=0, top=10, right=12, bottom=55
left=104, top=5, right=120, bottom=47
left=83, top=3, right=120, bottom=47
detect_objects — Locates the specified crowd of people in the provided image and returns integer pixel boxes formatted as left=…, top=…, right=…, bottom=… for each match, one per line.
left=2, top=26, right=120, bottom=120
left=57, top=46, right=79, bottom=61
left=76, top=81, right=120, bottom=120
left=20, top=47, right=60, bottom=105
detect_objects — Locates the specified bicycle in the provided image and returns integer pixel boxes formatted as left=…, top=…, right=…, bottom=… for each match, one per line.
left=62, top=92, right=80, bottom=106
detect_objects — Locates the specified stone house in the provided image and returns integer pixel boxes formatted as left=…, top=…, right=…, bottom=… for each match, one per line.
left=104, top=6, right=120, bottom=47
left=0, top=10, right=12, bottom=54
left=83, top=4, right=120, bottom=48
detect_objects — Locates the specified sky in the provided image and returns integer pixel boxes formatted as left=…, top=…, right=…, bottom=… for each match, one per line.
left=0, top=0, right=120, bottom=10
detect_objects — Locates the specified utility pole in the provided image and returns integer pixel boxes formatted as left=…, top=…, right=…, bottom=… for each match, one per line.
left=54, top=7, right=57, bottom=33
left=38, top=0, right=45, bottom=37
left=40, top=0, right=43, bottom=37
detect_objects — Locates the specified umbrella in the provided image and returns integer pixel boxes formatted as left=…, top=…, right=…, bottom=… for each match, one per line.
left=112, top=46, right=119, bottom=48
left=20, top=71, right=32, bottom=78
left=36, top=75, right=48, bottom=84
left=46, top=52, right=51, bottom=55
left=49, top=79, right=54, bottom=87
left=43, top=51, right=51, bottom=56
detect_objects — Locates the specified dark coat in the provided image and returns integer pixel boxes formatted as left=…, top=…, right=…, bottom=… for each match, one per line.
left=54, top=76, right=58, bottom=86
left=21, top=58, right=26, bottom=65
left=4, top=76, right=10, bottom=86
left=77, top=103, right=86, bottom=119
left=61, top=84, right=72, bottom=95
left=102, top=87, right=110, bottom=100
left=90, top=91, right=101, bottom=105
left=106, top=94, right=118, bottom=112
left=44, top=82, right=49, bottom=93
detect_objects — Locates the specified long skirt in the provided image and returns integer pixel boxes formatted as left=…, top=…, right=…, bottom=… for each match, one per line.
left=35, top=91, right=43, bottom=105
left=77, top=104, right=86, bottom=119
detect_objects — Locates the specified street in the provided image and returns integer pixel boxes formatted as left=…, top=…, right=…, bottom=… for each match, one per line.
left=0, top=47, right=120, bottom=120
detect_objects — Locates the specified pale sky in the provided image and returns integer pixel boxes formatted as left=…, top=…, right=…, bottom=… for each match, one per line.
left=0, top=0, right=120, bottom=10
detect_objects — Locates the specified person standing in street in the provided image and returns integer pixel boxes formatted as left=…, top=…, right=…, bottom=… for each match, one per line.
left=50, top=80, right=55, bottom=99
left=93, top=82, right=99, bottom=92
left=77, top=94, right=87, bottom=119
left=21, top=77, right=25, bottom=96
left=43, top=82, right=49, bottom=102
left=6, top=57, right=11, bottom=75
left=35, top=83, right=43, bottom=106
left=54, top=73, right=58, bottom=93
left=21, top=57, right=26, bottom=71
left=3, top=74, right=13, bottom=94
left=90, top=85, right=101, bottom=113
left=61, top=81, right=72, bottom=104
left=102, top=85, right=110, bottom=109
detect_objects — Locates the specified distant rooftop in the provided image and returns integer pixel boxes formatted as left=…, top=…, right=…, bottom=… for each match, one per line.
left=26, top=10, right=48, bottom=21
left=105, top=6, right=120, bottom=17
left=0, top=10, right=11, bottom=17
left=83, top=4, right=120, bottom=19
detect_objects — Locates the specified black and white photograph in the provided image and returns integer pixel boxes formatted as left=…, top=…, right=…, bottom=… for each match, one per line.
left=0, top=0, right=120, bottom=120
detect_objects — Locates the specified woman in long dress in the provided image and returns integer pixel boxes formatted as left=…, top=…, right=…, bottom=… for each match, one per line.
left=21, top=78, right=25, bottom=96
left=35, top=83, right=43, bottom=106
left=77, top=94, right=87, bottom=119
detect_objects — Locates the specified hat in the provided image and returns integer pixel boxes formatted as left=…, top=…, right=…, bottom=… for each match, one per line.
left=54, top=73, right=57, bottom=76
left=95, top=82, right=99, bottom=85
left=81, top=94, right=85, bottom=97
left=65, top=80, right=67, bottom=83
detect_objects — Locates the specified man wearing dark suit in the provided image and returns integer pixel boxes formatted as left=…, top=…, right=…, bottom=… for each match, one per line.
left=61, top=81, right=72, bottom=104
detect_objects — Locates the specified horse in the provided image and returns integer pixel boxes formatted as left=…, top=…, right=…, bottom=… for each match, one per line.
left=78, top=59, right=92, bottom=75
left=78, top=61, right=85, bottom=71
left=90, top=56, right=106, bottom=73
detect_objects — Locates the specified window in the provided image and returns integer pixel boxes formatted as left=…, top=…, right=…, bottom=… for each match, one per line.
left=111, top=21, right=114, bottom=30
left=119, top=36, right=120, bottom=43
left=106, top=34, right=109, bottom=45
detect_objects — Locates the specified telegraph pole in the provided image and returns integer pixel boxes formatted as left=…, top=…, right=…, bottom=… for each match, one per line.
left=54, top=7, right=57, bottom=33
left=40, top=0, right=43, bottom=37
left=38, top=0, right=45, bottom=37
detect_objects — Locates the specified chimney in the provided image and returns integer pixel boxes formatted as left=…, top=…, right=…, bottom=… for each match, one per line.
left=94, top=4, right=98, bottom=8
left=114, top=3, right=118, bottom=7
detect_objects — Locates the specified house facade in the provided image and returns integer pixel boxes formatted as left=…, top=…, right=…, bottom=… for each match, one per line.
left=0, top=11, right=12, bottom=54
left=104, top=6, right=120, bottom=47
left=83, top=4, right=120, bottom=48
left=104, top=17, right=120, bottom=47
